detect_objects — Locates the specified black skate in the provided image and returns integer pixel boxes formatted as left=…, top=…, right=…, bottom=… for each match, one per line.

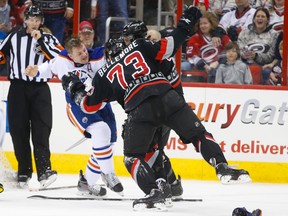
left=101, top=172, right=124, bottom=196
left=133, top=189, right=167, bottom=211
left=77, top=170, right=106, bottom=197
left=216, top=163, right=251, bottom=184
left=0, top=183, right=3, bottom=193
left=232, top=207, right=262, bottom=216
left=156, top=178, right=173, bottom=207
left=39, top=170, right=57, bottom=188
left=170, top=175, right=183, bottom=198
left=17, top=174, right=31, bottom=189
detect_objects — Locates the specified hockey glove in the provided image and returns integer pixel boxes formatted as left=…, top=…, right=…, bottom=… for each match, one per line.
left=210, top=26, right=226, bottom=38
left=227, top=26, right=239, bottom=42
left=178, top=6, right=202, bottom=34
left=232, top=207, right=262, bottom=216
left=62, top=72, right=87, bottom=106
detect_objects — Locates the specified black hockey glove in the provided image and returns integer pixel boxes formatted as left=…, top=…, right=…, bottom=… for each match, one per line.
left=177, top=6, right=202, bottom=34
left=210, top=26, right=226, bottom=38
left=62, top=72, right=87, bottom=106
left=227, top=26, right=238, bottom=42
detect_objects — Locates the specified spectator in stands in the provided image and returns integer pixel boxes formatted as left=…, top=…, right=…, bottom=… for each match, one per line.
left=0, top=0, right=11, bottom=40
left=80, top=0, right=97, bottom=21
left=23, top=0, right=74, bottom=43
left=219, top=0, right=256, bottom=41
left=193, top=0, right=210, bottom=14
left=9, top=1, right=27, bottom=28
left=79, top=21, right=101, bottom=49
left=274, top=31, right=282, bottom=60
left=237, top=7, right=279, bottom=84
left=269, top=40, right=282, bottom=85
left=96, top=0, right=128, bottom=45
left=215, top=42, right=252, bottom=84
left=269, top=0, right=284, bottom=32
left=250, top=0, right=272, bottom=9
left=184, top=12, right=231, bottom=82
left=210, top=0, right=237, bottom=19
left=0, top=0, right=11, bottom=76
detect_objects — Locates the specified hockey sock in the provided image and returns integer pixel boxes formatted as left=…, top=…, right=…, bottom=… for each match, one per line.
left=85, top=156, right=101, bottom=186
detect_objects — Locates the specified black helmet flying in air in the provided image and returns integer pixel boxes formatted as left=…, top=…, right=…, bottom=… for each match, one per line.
left=122, top=20, right=148, bottom=43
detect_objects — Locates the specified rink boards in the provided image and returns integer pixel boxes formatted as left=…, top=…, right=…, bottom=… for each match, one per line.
left=1, top=80, right=288, bottom=183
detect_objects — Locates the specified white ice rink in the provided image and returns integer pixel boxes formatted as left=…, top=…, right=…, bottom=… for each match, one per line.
left=1, top=174, right=288, bottom=216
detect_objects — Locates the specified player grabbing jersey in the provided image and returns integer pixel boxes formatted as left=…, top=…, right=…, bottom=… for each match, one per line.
left=62, top=7, right=251, bottom=211
left=25, top=37, right=123, bottom=197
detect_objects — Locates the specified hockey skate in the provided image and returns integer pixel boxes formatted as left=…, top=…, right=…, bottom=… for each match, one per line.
left=39, top=170, right=57, bottom=188
left=101, top=172, right=124, bottom=196
left=0, top=183, right=3, bottom=193
left=170, top=175, right=183, bottom=198
left=77, top=170, right=106, bottom=197
left=156, top=178, right=173, bottom=207
left=17, top=175, right=31, bottom=189
left=232, top=207, right=262, bottom=216
left=216, top=163, right=251, bottom=184
left=133, top=188, right=167, bottom=211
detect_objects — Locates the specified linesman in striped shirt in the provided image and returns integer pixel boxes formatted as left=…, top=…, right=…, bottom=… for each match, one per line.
left=0, top=5, right=63, bottom=188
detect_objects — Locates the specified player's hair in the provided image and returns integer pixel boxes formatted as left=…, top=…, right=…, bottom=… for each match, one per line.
left=65, top=36, right=83, bottom=54
left=123, top=20, right=148, bottom=41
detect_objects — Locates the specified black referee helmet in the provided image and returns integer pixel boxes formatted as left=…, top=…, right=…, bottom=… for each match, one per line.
left=24, top=5, right=44, bottom=21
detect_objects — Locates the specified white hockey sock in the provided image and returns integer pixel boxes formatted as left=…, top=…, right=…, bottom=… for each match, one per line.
left=92, top=144, right=114, bottom=174
left=85, top=156, right=101, bottom=186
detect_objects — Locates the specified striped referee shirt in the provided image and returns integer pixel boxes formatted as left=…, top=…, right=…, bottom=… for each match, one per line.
left=0, top=27, right=63, bottom=82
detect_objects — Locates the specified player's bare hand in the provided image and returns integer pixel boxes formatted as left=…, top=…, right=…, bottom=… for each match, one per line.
left=25, top=65, right=38, bottom=77
left=31, top=30, right=42, bottom=40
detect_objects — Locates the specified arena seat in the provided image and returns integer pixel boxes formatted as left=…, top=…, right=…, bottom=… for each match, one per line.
left=249, top=64, right=262, bottom=85
left=181, top=70, right=208, bottom=83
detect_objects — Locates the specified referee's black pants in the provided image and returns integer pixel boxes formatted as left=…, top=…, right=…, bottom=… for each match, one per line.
left=8, top=80, right=53, bottom=180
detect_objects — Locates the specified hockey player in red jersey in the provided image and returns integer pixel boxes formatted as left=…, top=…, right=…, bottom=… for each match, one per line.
left=62, top=6, right=251, bottom=210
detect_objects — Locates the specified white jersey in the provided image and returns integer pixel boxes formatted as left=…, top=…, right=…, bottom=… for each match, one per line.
left=37, top=48, right=105, bottom=82
left=219, top=7, right=256, bottom=31
left=269, top=11, right=284, bottom=32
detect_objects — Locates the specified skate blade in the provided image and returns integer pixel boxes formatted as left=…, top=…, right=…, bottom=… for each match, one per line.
left=165, top=198, right=173, bottom=208
left=133, top=203, right=167, bottom=212
left=76, top=191, right=107, bottom=198
left=172, top=195, right=183, bottom=200
left=116, top=191, right=124, bottom=197
left=220, top=174, right=252, bottom=185
left=18, top=181, right=30, bottom=189
left=40, top=174, right=57, bottom=189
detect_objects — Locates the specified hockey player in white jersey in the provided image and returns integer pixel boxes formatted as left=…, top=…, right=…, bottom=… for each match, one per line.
left=25, top=37, right=123, bottom=197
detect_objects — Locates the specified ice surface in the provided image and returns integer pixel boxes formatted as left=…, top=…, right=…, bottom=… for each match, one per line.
left=1, top=174, right=288, bottom=216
